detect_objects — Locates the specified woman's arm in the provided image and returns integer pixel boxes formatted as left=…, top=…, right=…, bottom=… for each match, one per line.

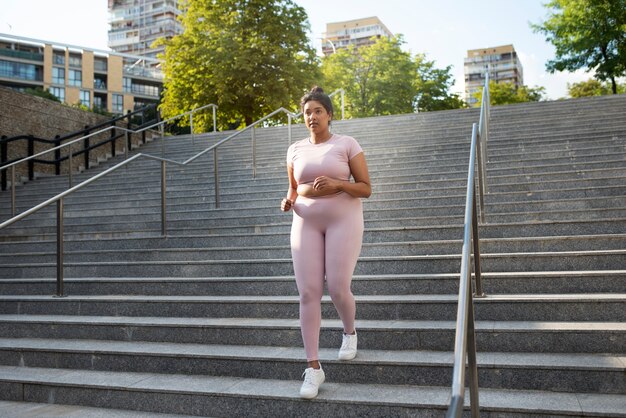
left=280, top=164, right=298, bottom=211
left=301, top=152, right=372, bottom=198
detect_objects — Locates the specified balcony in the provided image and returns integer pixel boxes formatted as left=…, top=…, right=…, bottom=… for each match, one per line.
left=124, top=65, right=163, bottom=80
left=0, top=49, right=44, bottom=62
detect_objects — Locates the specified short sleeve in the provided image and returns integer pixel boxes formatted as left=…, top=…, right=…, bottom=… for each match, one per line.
left=346, top=136, right=363, bottom=160
left=286, top=143, right=296, bottom=168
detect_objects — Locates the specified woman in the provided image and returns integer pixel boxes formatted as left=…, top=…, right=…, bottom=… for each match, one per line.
left=280, top=86, right=372, bottom=399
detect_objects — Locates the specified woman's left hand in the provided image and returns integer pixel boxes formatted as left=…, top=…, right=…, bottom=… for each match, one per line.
left=313, top=176, right=341, bottom=193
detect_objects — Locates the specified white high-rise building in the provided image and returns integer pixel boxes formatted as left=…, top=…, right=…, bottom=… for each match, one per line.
left=464, top=44, right=524, bottom=106
left=108, top=0, right=183, bottom=60
left=322, top=16, right=393, bottom=56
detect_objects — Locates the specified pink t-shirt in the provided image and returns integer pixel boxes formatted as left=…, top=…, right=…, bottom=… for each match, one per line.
left=286, top=134, right=363, bottom=185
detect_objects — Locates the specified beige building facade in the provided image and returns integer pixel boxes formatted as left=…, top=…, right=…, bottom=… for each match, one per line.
left=0, top=33, right=162, bottom=114
left=464, top=44, right=524, bottom=106
left=322, top=16, right=393, bottom=55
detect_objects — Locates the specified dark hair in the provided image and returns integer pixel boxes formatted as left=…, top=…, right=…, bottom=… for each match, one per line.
left=300, top=86, right=334, bottom=116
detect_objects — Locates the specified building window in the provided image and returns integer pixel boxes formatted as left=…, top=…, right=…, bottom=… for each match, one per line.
left=123, top=77, right=132, bottom=93
left=112, top=93, right=123, bottom=113
left=94, top=77, right=107, bottom=90
left=80, top=90, right=90, bottom=107
left=0, top=60, right=41, bottom=81
left=94, top=59, right=107, bottom=72
left=49, top=87, right=65, bottom=102
left=53, top=52, right=65, bottom=65
left=69, top=54, right=81, bottom=67
left=68, top=69, right=82, bottom=87
left=52, top=67, right=65, bottom=84
left=94, top=95, right=104, bottom=110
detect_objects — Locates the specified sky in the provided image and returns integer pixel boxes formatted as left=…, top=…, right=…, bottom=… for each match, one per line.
left=1, top=0, right=593, bottom=100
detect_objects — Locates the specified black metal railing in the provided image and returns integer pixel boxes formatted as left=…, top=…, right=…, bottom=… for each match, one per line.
left=0, top=104, right=158, bottom=191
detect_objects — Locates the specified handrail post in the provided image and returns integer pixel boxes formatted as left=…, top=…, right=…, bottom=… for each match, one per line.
left=0, top=136, right=7, bottom=191
left=213, top=105, right=217, bottom=132
left=110, top=123, right=117, bottom=156
left=466, top=270, right=480, bottom=417
left=288, top=113, right=292, bottom=145
left=126, top=111, right=132, bottom=159
left=27, top=135, right=34, bottom=181
left=475, top=130, right=486, bottom=224
left=252, top=126, right=256, bottom=178
left=472, top=189, right=485, bottom=298
left=54, top=135, right=61, bottom=175
left=10, top=166, right=16, bottom=218
left=83, top=126, right=90, bottom=171
left=190, top=110, right=194, bottom=146
left=68, top=142, right=73, bottom=189
left=161, top=160, right=167, bottom=236
left=125, top=128, right=130, bottom=161
left=56, top=198, right=65, bottom=297
left=213, top=147, right=220, bottom=208
left=341, top=89, right=345, bottom=120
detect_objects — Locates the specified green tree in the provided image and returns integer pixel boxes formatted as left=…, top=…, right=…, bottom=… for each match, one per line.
left=473, top=81, right=545, bottom=106
left=413, top=54, right=466, bottom=112
left=532, top=0, right=626, bottom=94
left=322, top=36, right=415, bottom=118
left=567, top=78, right=626, bottom=97
left=157, top=0, right=320, bottom=130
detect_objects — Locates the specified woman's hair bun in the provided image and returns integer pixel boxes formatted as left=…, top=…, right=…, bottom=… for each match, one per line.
left=310, top=86, right=324, bottom=94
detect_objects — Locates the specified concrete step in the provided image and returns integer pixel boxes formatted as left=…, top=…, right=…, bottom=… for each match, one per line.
left=2, top=365, right=624, bottom=417
left=3, top=218, right=625, bottom=246
left=2, top=235, right=625, bottom=263
left=1, top=250, right=625, bottom=278
left=0, top=400, right=191, bottom=417
left=1, top=339, right=623, bottom=394
left=1, top=232, right=622, bottom=255
left=5, top=175, right=626, bottom=220
left=1, top=271, right=625, bottom=296
left=0, top=294, right=624, bottom=322
left=0, top=315, right=623, bottom=354
left=4, top=196, right=626, bottom=238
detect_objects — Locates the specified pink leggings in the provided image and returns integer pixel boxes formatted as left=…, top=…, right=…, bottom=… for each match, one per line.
left=291, top=192, right=364, bottom=361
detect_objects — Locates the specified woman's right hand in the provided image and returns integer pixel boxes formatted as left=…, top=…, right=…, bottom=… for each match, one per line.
left=281, top=198, right=293, bottom=212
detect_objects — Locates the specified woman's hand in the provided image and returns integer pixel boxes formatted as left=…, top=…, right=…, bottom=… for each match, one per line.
left=313, top=176, right=341, bottom=193
left=281, top=198, right=294, bottom=212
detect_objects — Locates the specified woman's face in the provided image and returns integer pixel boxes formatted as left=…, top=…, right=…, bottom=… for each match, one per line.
left=303, top=100, right=332, bottom=135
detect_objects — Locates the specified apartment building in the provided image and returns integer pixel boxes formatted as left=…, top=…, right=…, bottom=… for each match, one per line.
left=108, top=0, right=183, bottom=60
left=464, top=44, right=524, bottom=106
left=0, top=33, right=162, bottom=114
left=322, top=16, right=393, bottom=56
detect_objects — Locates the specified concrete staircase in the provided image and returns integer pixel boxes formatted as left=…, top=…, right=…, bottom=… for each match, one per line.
left=0, top=94, right=625, bottom=416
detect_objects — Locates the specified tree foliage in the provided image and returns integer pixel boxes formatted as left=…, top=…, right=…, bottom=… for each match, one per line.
left=321, top=36, right=415, bottom=118
left=413, top=54, right=466, bottom=112
left=473, top=81, right=545, bottom=106
left=567, top=78, right=626, bottom=97
left=321, top=36, right=465, bottom=118
left=532, top=0, right=626, bottom=93
left=157, top=0, right=320, bottom=130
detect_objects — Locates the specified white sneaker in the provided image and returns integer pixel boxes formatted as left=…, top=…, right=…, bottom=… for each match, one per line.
left=338, top=332, right=357, bottom=360
left=300, top=367, right=325, bottom=399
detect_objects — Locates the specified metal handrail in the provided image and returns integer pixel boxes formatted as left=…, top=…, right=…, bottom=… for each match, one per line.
left=0, top=91, right=345, bottom=296
left=446, top=75, right=490, bottom=418
left=0, top=103, right=218, bottom=217
left=476, top=73, right=490, bottom=223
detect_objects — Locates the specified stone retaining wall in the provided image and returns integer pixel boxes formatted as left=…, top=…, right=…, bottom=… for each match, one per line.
left=0, top=86, right=153, bottom=184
